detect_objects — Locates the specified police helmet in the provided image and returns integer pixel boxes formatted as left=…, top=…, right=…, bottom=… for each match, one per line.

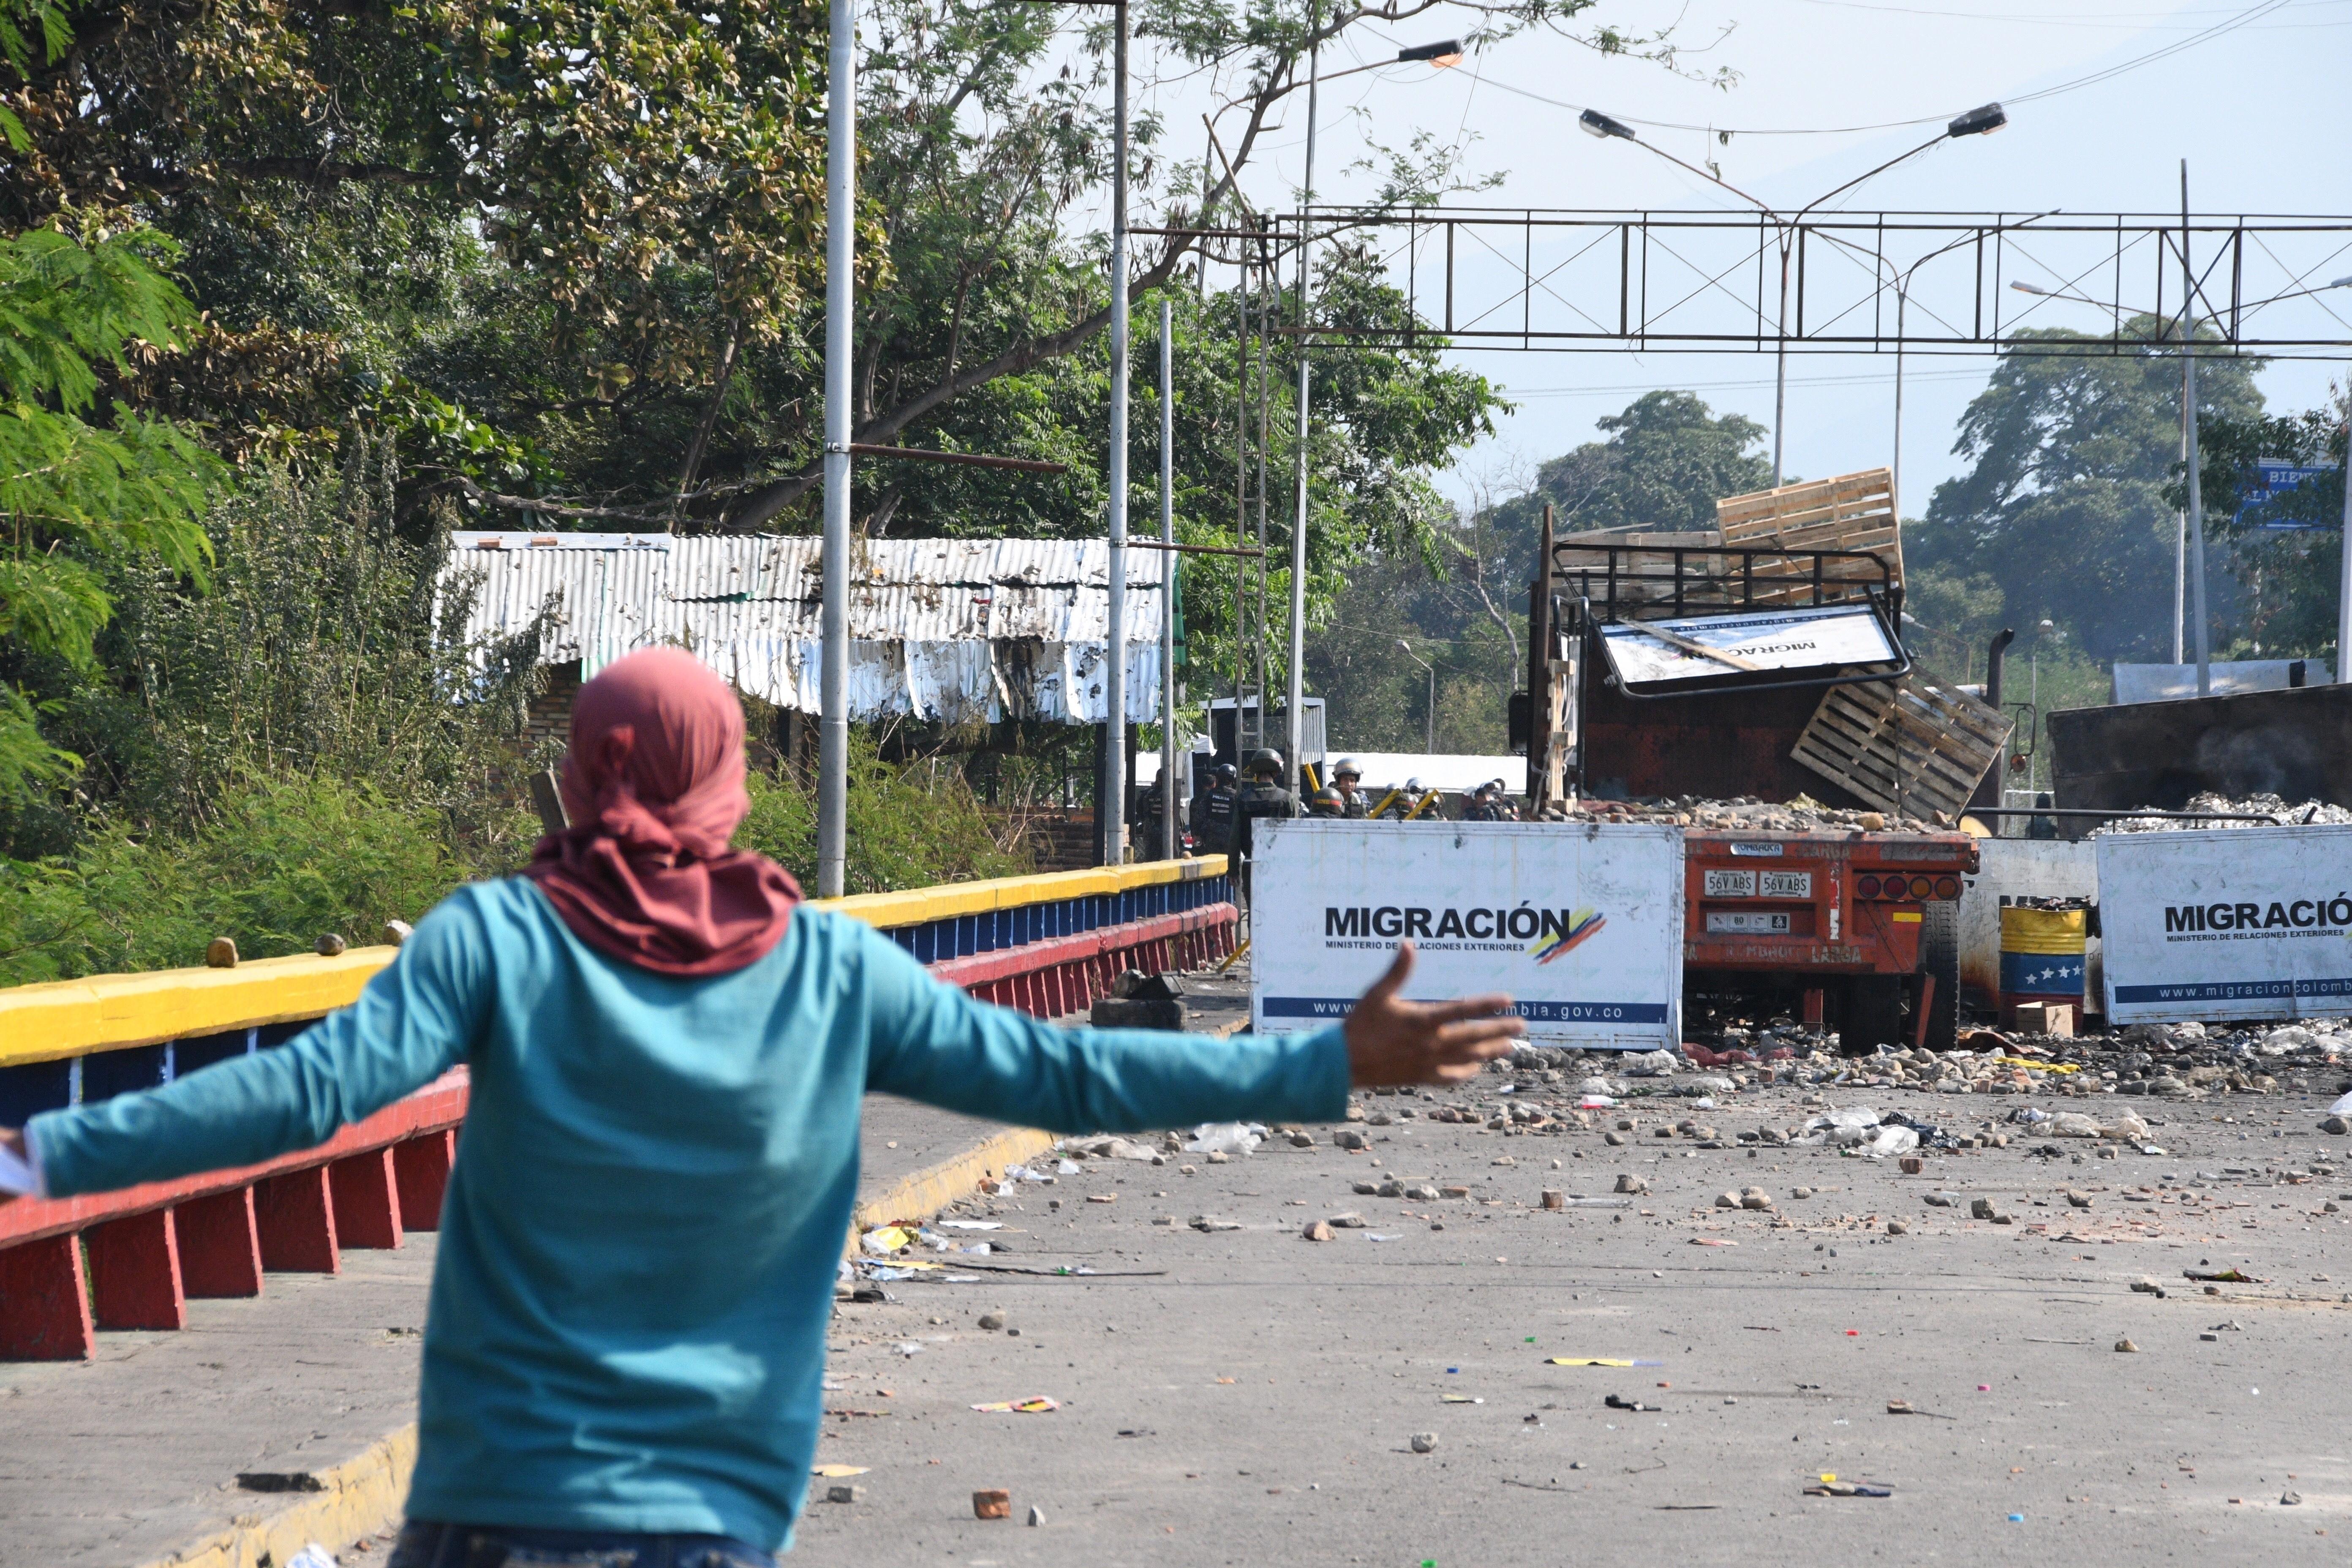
left=1307, top=787, right=1345, bottom=817
left=1403, top=776, right=1424, bottom=793
left=1214, top=762, right=1238, bottom=782
left=1332, top=757, right=1362, bottom=781
left=1246, top=747, right=1284, bottom=778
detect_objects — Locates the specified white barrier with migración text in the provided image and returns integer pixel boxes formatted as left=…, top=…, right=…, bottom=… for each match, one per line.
left=1247, top=820, right=1684, bottom=1050
left=2098, top=825, right=2352, bottom=1023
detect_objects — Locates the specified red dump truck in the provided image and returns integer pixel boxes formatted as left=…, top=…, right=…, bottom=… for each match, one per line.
left=1681, top=827, right=1971, bottom=1051
left=1513, top=471, right=2004, bottom=1051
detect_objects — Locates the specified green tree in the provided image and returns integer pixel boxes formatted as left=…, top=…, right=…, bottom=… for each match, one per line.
left=1909, top=322, right=2264, bottom=665
left=0, top=225, right=219, bottom=797
left=1308, top=390, right=1769, bottom=755
left=2189, top=398, right=2346, bottom=663
left=1497, top=389, right=1771, bottom=538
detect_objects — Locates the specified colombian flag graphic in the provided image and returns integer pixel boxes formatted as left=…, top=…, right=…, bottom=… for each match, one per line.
left=1526, top=908, right=1605, bottom=966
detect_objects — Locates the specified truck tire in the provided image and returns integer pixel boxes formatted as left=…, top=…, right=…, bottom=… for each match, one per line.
left=1843, top=976, right=1903, bottom=1055
left=1920, top=900, right=1961, bottom=1052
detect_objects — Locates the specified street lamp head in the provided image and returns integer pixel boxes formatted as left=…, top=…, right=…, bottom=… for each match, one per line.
left=2330, top=275, right=2352, bottom=290
left=1579, top=109, right=1637, bottom=141
left=1397, top=38, right=1464, bottom=65
left=2038, top=618, right=2055, bottom=634
left=2010, top=280, right=2052, bottom=296
left=1946, top=102, right=2007, bottom=138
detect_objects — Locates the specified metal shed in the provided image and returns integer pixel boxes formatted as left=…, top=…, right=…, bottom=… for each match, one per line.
left=440, top=532, right=1166, bottom=724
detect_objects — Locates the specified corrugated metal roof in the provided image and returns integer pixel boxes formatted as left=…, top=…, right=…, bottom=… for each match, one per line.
left=438, top=532, right=1167, bottom=722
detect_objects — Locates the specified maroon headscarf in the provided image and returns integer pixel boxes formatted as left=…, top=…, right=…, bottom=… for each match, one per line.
left=525, top=647, right=801, bottom=975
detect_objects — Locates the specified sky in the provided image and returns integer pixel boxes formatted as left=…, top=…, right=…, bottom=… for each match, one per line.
left=1124, top=0, right=2352, bottom=518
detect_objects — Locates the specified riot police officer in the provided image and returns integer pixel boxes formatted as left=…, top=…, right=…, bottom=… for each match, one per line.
left=1231, top=748, right=1298, bottom=903
left=1190, top=762, right=1239, bottom=855
left=1329, top=757, right=1370, bottom=819
left=1134, top=774, right=1174, bottom=860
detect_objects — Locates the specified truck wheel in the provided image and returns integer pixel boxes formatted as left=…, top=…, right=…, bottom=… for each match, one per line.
left=1920, top=900, right=1961, bottom=1052
left=1843, top=976, right=1903, bottom=1055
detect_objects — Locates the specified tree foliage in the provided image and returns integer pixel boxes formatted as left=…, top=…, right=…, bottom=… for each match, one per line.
left=0, top=223, right=220, bottom=795
left=1908, top=324, right=2263, bottom=665
left=2188, top=397, right=2347, bottom=661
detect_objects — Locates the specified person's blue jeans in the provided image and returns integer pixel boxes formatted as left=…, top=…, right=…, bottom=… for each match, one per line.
left=386, top=1521, right=775, bottom=1568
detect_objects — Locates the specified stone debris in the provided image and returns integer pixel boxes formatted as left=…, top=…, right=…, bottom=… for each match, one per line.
left=1533, top=793, right=1942, bottom=834
left=2092, top=791, right=2352, bottom=833
left=1409, top=1432, right=1438, bottom=1454
left=1302, top=1219, right=1335, bottom=1242
left=972, top=1489, right=1011, bottom=1520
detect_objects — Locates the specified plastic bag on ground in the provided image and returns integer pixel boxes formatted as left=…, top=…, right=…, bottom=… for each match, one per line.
left=2104, top=1110, right=2151, bottom=1142
left=1183, top=1122, right=1266, bottom=1156
left=1863, top=1125, right=1919, bottom=1157
left=1620, top=1050, right=1681, bottom=1078
left=1803, top=1108, right=1882, bottom=1148
left=287, top=1546, right=338, bottom=1568
left=2045, top=1112, right=2103, bottom=1138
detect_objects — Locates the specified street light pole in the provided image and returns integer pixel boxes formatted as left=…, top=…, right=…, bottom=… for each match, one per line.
left=817, top=0, right=855, bottom=898
left=1160, top=294, right=1178, bottom=859
left=1580, top=103, right=2004, bottom=487
left=2341, top=396, right=2352, bottom=683
left=1398, top=639, right=1434, bottom=753
left=1286, top=7, right=1320, bottom=795
left=1102, top=0, right=1130, bottom=864
left=2180, top=160, right=2213, bottom=697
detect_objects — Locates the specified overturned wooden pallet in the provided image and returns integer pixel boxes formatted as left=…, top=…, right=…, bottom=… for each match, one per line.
left=1717, top=468, right=1901, bottom=603
left=1791, top=671, right=2010, bottom=821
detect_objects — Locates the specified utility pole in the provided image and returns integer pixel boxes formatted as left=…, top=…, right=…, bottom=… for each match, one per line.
left=2181, top=161, right=2213, bottom=697
left=1286, top=8, right=1320, bottom=793
left=1160, top=295, right=1179, bottom=859
left=1101, top=0, right=1130, bottom=864
left=817, top=0, right=854, bottom=897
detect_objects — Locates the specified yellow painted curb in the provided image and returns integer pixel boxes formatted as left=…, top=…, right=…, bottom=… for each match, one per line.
left=141, top=1424, right=417, bottom=1568
left=845, top=1125, right=1059, bottom=1257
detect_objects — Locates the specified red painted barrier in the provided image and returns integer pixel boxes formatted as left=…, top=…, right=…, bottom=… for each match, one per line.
left=0, top=1071, right=468, bottom=1359
left=0, top=897, right=1239, bottom=1359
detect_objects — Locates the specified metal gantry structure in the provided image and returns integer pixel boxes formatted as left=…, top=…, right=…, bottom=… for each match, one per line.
left=1264, top=207, right=2352, bottom=357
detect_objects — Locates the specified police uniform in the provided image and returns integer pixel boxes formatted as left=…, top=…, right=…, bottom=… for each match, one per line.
left=1190, top=769, right=1239, bottom=855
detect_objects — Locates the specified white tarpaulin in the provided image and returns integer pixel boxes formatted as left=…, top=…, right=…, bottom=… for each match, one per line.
left=2097, top=825, right=2352, bottom=1022
left=1247, top=820, right=1684, bottom=1049
left=1598, top=603, right=1898, bottom=688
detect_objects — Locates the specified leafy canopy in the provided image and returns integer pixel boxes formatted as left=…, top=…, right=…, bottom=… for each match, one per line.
left=0, top=224, right=220, bottom=793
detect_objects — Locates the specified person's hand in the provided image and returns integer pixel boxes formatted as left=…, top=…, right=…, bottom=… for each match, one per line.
left=1343, top=942, right=1524, bottom=1086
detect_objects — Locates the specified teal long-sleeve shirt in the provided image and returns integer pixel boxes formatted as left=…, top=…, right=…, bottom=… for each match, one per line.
left=29, top=878, right=1348, bottom=1551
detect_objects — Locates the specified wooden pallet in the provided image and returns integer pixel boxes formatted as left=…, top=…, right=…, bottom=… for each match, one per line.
left=1716, top=468, right=1901, bottom=601
left=1790, top=671, right=2011, bottom=821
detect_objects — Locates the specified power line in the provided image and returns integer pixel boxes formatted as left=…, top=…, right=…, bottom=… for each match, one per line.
left=1463, top=0, right=2293, bottom=136
left=1774, top=0, right=2341, bottom=28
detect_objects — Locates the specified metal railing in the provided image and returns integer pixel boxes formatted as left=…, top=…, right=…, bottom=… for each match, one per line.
left=0, top=856, right=1235, bottom=1358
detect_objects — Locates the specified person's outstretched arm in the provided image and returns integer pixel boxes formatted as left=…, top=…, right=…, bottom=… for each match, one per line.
left=863, top=933, right=1520, bottom=1134
left=3, top=894, right=493, bottom=1200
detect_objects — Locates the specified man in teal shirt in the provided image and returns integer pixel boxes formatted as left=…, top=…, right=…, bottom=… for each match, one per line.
left=0, top=650, right=1521, bottom=1563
